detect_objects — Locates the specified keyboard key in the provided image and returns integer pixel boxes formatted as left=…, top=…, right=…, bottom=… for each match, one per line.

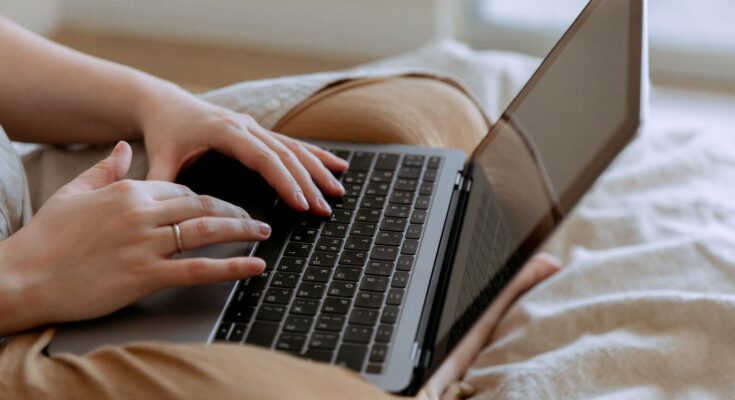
left=215, top=322, right=231, bottom=341
left=365, top=182, right=390, bottom=196
left=232, top=289, right=262, bottom=307
left=332, top=196, right=358, bottom=210
left=284, top=242, right=311, bottom=258
left=370, top=170, right=394, bottom=183
left=342, top=171, right=367, bottom=184
left=374, top=153, right=400, bottom=170
left=303, top=267, right=331, bottom=283
left=355, top=208, right=381, bottom=222
left=331, top=149, right=351, bottom=160
left=402, top=155, right=425, bottom=168
left=263, top=288, right=293, bottom=304
left=329, top=210, right=353, bottom=224
left=315, top=314, right=346, bottom=332
left=380, top=217, right=407, bottom=232
left=278, top=257, right=306, bottom=273
left=360, top=196, right=386, bottom=210
left=283, top=316, right=314, bottom=333
left=345, top=236, right=372, bottom=251
left=339, top=250, right=367, bottom=266
left=344, top=325, right=374, bottom=344
left=410, top=210, right=427, bottom=225
left=365, top=260, right=393, bottom=276
left=355, top=291, right=384, bottom=309
left=271, top=272, right=299, bottom=288
left=401, top=239, right=419, bottom=255
left=245, top=321, right=279, bottom=347
left=381, top=306, right=399, bottom=324
left=350, top=222, right=377, bottom=237
left=414, top=196, right=431, bottom=210
left=349, top=308, right=379, bottom=326
left=309, top=332, right=339, bottom=350
left=406, top=224, right=423, bottom=239
left=296, top=282, right=326, bottom=299
left=228, top=323, right=246, bottom=342
left=349, top=152, right=375, bottom=171
left=276, top=333, right=306, bottom=352
left=343, top=183, right=362, bottom=197
left=397, top=166, right=422, bottom=179
left=290, top=299, right=319, bottom=316
left=309, top=252, right=337, bottom=267
left=256, top=304, right=287, bottom=322
left=336, top=344, right=368, bottom=372
left=375, top=231, right=402, bottom=246
left=370, top=344, right=389, bottom=363
left=224, top=305, right=256, bottom=323
left=396, top=255, right=414, bottom=271
left=296, top=216, right=322, bottom=229
left=327, top=281, right=357, bottom=298
left=334, top=266, right=362, bottom=282
left=384, top=204, right=410, bottom=218
left=394, top=178, right=418, bottom=192
left=322, top=297, right=351, bottom=314
left=290, top=228, right=318, bottom=243
left=423, top=169, right=438, bottom=182
left=303, top=349, right=334, bottom=363
left=254, top=233, right=286, bottom=270
left=322, top=223, right=348, bottom=238
left=375, top=325, right=395, bottom=343
left=315, top=238, right=343, bottom=253
left=419, top=182, right=435, bottom=196
left=386, top=288, right=405, bottom=306
left=366, top=364, right=383, bottom=374
left=389, top=191, right=414, bottom=205
left=370, top=246, right=398, bottom=261
left=427, top=156, right=442, bottom=169
left=360, top=275, right=389, bottom=292
left=242, top=271, right=271, bottom=289
left=391, top=271, right=410, bottom=288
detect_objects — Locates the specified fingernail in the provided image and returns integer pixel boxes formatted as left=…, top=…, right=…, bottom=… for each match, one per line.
left=112, top=141, right=125, bottom=155
left=318, top=197, right=332, bottom=214
left=331, top=177, right=345, bottom=194
left=257, top=222, right=271, bottom=237
left=295, top=192, right=309, bottom=210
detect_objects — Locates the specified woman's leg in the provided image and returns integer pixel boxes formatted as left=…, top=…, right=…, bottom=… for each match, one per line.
left=2, top=76, right=489, bottom=400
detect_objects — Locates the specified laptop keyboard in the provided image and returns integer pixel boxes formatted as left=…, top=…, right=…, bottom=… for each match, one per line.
left=214, top=150, right=442, bottom=374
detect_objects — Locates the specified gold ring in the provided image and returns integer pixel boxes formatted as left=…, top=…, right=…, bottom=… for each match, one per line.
left=172, top=223, right=184, bottom=253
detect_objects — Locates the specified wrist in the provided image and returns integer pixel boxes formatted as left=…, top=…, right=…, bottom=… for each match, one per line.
left=132, top=74, right=195, bottom=135
left=0, top=237, right=47, bottom=335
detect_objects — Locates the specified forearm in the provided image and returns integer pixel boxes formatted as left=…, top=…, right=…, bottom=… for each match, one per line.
left=0, top=17, right=185, bottom=144
left=0, top=237, right=45, bottom=336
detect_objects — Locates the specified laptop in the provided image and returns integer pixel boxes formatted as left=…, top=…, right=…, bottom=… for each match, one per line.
left=48, top=0, right=647, bottom=394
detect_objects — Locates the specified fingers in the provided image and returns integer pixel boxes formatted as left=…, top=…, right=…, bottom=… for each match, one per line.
left=152, top=195, right=249, bottom=226
left=146, top=152, right=180, bottom=182
left=155, top=216, right=271, bottom=254
left=158, top=257, right=266, bottom=287
left=249, top=127, right=333, bottom=216
left=274, top=133, right=349, bottom=173
left=129, top=180, right=197, bottom=201
left=277, top=135, right=346, bottom=198
left=59, top=141, right=132, bottom=195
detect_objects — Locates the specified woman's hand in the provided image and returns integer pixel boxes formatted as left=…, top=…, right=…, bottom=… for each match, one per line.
left=138, top=87, right=348, bottom=217
left=0, top=142, right=272, bottom=336
left=424, top=254, right=563, bottom=400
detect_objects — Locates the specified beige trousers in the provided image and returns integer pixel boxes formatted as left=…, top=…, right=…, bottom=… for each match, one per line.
left=0, top=77, right=491, bottom=399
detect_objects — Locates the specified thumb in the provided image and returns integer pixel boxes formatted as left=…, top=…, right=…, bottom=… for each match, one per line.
left=60, top=141, right=132, bottom=195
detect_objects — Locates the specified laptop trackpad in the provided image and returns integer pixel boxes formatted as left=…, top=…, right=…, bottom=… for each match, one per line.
left=46, top=242, right=250, bottom=355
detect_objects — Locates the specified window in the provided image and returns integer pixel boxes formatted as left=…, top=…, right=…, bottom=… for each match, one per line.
left=462, top=0, right=735, bottom=87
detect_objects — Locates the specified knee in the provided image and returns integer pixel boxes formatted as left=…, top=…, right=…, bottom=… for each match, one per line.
left=276, top=77, right=489, bottom=154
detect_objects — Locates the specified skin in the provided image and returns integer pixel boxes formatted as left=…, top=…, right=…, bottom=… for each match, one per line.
left=0, top=16, right=561, bottom=396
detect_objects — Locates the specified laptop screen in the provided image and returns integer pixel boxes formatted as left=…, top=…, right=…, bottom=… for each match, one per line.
left=432, top=0, right=644, bottom=358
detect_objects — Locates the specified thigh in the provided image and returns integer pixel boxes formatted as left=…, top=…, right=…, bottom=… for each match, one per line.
left=0, top=329, right=400, bottom=400
left=274, top=77, right=490, bottom=155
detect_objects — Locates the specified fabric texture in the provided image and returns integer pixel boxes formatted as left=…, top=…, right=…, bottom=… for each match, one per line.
left=0, top=126, right=31, bottom=240
left=0, top=74, right=492, bottom=400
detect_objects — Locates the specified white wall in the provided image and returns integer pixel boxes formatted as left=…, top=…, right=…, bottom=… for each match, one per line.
left=0, top=0, right=60, bottom=34
left=59, top=0, right=456, bottom=60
